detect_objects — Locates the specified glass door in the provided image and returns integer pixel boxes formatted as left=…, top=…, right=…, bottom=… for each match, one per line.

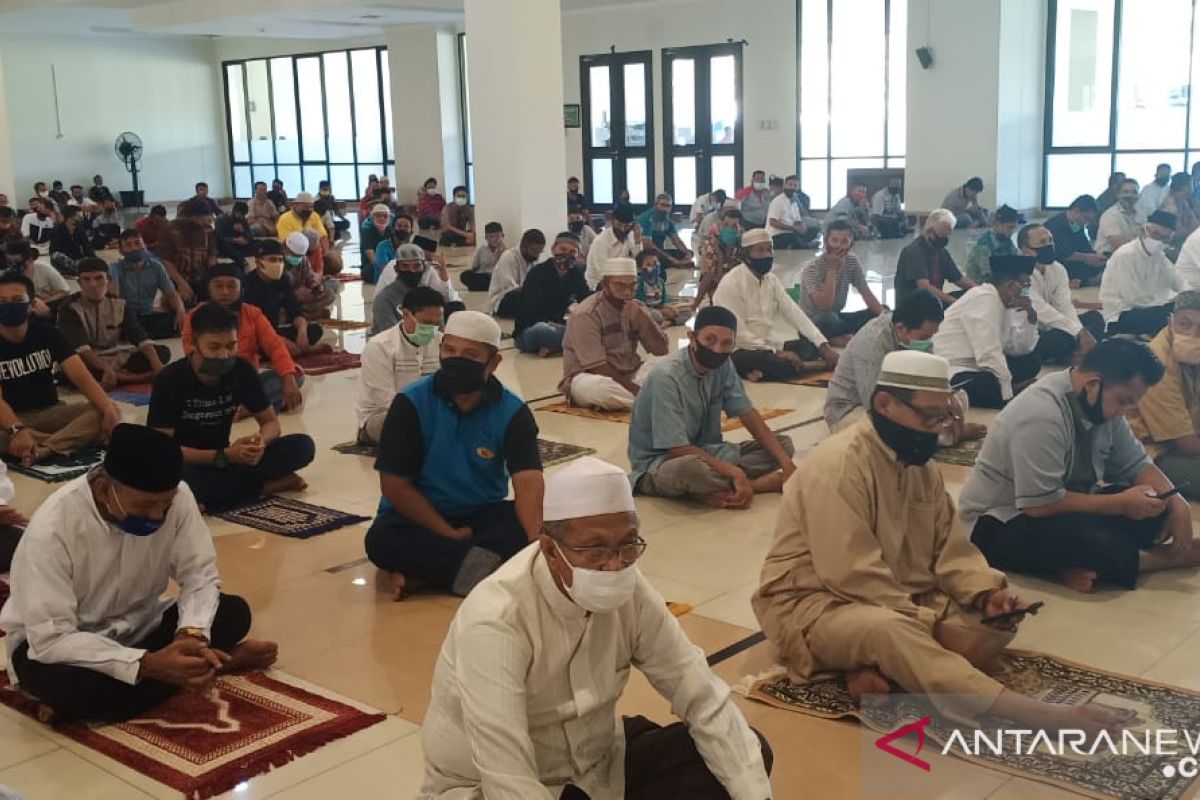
left=663, top=43, right=743, bottom=208
left=580, top=51, right=654, bottom=210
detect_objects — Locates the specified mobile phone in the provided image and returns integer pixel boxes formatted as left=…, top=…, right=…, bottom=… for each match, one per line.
left=982, top=600, right=1044, bottom=626
left=1155, top=483, right=1190, bottom=501
left=413, top=235, right=439, bottom=253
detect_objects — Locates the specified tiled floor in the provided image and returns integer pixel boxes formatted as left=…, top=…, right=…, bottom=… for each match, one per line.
left=0, top=228, right=1190, bottom=799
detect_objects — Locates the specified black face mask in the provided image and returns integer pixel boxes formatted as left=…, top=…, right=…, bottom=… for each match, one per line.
left=691, top=342, right=730, bottom=370
left=393, top=230, right=411, bottom=244
left=747, top=256, right=774, bottom=276
left=1157, top=176, right=1170, bottom=187
left=783, top=189, right=796, bottom=198
left=297, top=210, right=313, bottom=220
left=1034, top=245, right=1056, bottom=265
left=397, top=270, right=423, bottom=288
left=1077, top=382, right=1107, bottom=425
left=438, top=356, right=488, bottom=394
left=871, top=409, right=940, bottom=466
left=568, top=220, right=585, bottom=233
left=930, top=235, right=949, bottom=249
left=888, top=186, right=901, bottom=196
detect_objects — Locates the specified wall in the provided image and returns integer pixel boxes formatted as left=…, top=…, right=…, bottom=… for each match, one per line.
left=560, top=0, right=796, bottom=197
left=0, top=33, right=226, bottom=202
left=996, top=0, right=1046, bottom=210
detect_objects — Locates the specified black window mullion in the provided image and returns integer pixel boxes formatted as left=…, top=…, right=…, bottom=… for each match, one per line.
left=346, top=50, right=360, bottom=197
left=377, top=47, right=389, bottom=181
left=825, top=0, right=834, bottom=208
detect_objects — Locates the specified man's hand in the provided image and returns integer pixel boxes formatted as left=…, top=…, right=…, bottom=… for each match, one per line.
left=1120, top=486, right=1167, bottom=520
left=99, top=367, right=118, bottom=391
left=1077, top=329, right=1098, bottom=353
left=30, top=298, right=51, bottom=319
left=100, top=403, right=120, bottom=435
left=981, top=588, right=1028, bottom=630
left=7, top=428, right=35, bottom=462
left=173, top=310, right=185, bottom=333
left=445, top=526, right=473, bottom=541
left=818, top=343, right=840, bottom=369
left=432, top=253, right=449, bottom=282
left=0, top=504, right=29, bottom=527
left=228, top=435, right=265, bottom=466
left=140, top=638, right=215, bottom=688
left=621, top=300, right=643, bottom=324
left=177, top=283, right=196, bottom=306
left=282, top=375, right=303, bottom=412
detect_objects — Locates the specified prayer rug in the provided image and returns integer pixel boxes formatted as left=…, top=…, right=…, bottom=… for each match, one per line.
left=5, top=448, right=104, bottom=483
left=0, top=579, right=7, bottom=638
left=108, top=386, right=152, bottom=407
left=331, top=272, right=363, bottom=283
left=313, top=317, right=370, bottom=331
left=332, top=438, right=597, bottom=469
left=215, top=497, right=369, bottom=539
left=739, top=650, right=1200, bottom=800
left=1074, top=299, right=1103, bottom=311
left=0, top=671, right=385, bottom=800
left=536, top=402, right=792, bottom=431
left=294, top=351, right=362, bottom=375
left=331, top=440, right=375, bottom=457
left=786, top=370, right=835, bottom=388
left=932, top=436, right=984, bottom=467
left=666, top=601, right=693, bottom=617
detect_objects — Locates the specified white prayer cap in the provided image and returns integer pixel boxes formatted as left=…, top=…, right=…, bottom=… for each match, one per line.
left=294, top=191, right=315, bottom=204
left=371, top=203, right=391, bottom=216
left=444, top=310, right=502, bottom=349
left=544, top=456, right=637, bottom=521
left=876, top=350, right=954, bottom=394
left=741, top=228, right=772, bottom=248
left=284, top=232, right=310, bottom=256
left=601, top=257, right=636, bottom=278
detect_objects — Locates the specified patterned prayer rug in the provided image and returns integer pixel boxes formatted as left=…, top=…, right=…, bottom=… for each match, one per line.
left=294, top=351, right=362, bottom=375
left=214, top=497, right=370, bottom=538
left=933, top=436, right=984, bottom=467
left=537, top=402, right=792, bottom=432
left=5, top=448, right=104, bottom=483
left=740, top=650, right=1200, bottom=800
left=786, top=370, right=835, bottom=388
left=331, top=272, right=363, bottom=283
left=314, top=317, right=370, bottom=331
left=0, top=671, right=385, bottom=800
left=331, top=438, right=597, bottom=469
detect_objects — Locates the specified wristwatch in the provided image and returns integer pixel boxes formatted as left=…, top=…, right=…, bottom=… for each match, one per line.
left=177, top=627, right=208, bottom=644
left=213, top=448, right=229, bottom=469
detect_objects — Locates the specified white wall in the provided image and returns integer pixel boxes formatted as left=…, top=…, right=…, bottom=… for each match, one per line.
left=0, top=33, right=226, bottom=203
left=560, top=0, right=796, bottom=198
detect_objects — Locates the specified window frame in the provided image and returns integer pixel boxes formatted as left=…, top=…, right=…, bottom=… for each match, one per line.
left=580, top=49, right=655, bottom=212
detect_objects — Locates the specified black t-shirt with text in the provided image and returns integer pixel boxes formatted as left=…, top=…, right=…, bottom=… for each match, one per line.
left=148, top=358, right=269, bottom=450
left=0, top=323, right=73, bottom=413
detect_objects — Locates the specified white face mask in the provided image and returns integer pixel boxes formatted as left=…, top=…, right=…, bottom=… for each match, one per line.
left=1144, top=235, right=1166, bottom=256
left=553, top=541, right=638, bottom=613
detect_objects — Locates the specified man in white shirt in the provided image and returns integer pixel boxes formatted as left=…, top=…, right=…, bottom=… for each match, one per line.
left=713, top=228, right=838, bottom=382
left=690, top=189, right=726, bottom=229
left=1018, top=224, right=1103, bottom=365
left=19, top=198, right=56, bottom=246
left=0, top=424, right=277, bottom=723
left=1174, top=221, right=1200, bottom=289
left=870, top=177, right=910, bottom=239
left=585, top=206, right=641, bottom=289
left=766, top=175, right=819, bottom=249
left=357, top=287, right=444, bottom=446
left=417, top=456, right=773, bottom=800
left=1100, top=209, right=1183, bottom=336
left=0, top=458, right=24, bottom=572
left=1136, top=163, right=1172, bottom=218
left=930, top=255, right=1041, bottom=408
left=461, top=222, right=506, bottom=292
left=487, top=228, right=547, bottom=316
left=1094, top=178, right=1143, bottom=255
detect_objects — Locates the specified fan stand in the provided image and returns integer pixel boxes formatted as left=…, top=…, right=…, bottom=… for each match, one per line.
left=124, top=157, right=142, bottom=212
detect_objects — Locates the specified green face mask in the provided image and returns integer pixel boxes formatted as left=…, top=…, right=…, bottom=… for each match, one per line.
left=904, top=339, right=934, bottom=353
left=407, top=322, right=438, bottom=347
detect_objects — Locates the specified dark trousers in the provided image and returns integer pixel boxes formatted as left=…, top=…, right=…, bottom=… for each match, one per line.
left=955, top=352, right=1042, bottom=409
left=445, top=301, right=467, bottom=319
left=181, top=433, right=316, bottom=511
left=561, top=715, right=774, bottom=800
left=771, top=231, right=819, bottom=250
left=496, top=290, right=521, bottom=319
left=364, top=501, right=529, bottom=595
left=0, top=524, right=21, bottom=571
left=971, top=508, right=1166, bottom=589
left=418, top=216, right=440, bottom=230
left=277, top=323, right=325, bottom=347
left=138, top=311, right=178, bottom=340
left=1108, top=303, right=1174, bottom=337
left=1035, top=311, right=1105, bottom=365
left=460, top=270, right=492, bottom=291
left=872, top=216, right=908, bottom=239
left=1064, top=259, right=1104, bottom=285
left=811, top=308, right=877, bottom=340
left=439, top=231, right=469, bottom=247
left=11, top=594, right=251, bottom=722
left=731, top=339, right=821, bottom=382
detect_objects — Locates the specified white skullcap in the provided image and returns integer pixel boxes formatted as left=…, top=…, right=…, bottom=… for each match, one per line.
left=294, top=191, right=315, bottom=204
left=876, top=350, right=954, bottom=394
left=444, top=310, right=501, bottom=349
left=371, top=203, right=391, bottom=216
left=741, top=228, right=772, bottom=247
left=544, top=456, right=637, bottom=522
left=395, top=243, right=426, bottom=262
left=284, top=231, right=310, bottom=256
left=601, top=257, right=636, bottom=278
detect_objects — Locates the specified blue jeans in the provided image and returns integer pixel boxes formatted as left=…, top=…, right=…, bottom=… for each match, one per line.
left=258, top=370, right=306, bottom=411
left=515, top=322, right=565, bottom=354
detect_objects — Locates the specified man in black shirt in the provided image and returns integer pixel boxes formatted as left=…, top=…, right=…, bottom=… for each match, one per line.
left=1044, top=194, right=1106, bottom=286
left=214, top=202, right=255, bottom=266
left=49, top=206, right=96, bottom=276
left=88, top=174, right=117, bottom=206
left=148, top=302, right=315, bottom=511
left=241, top=239, right=328, bottom=358
left=513, top=232, right=591, bottom=356
left=893, top=209, right=976, bottom=306
left=0, top=272, right=118, bottom=464
left=267, top=180, right=289, bottom=213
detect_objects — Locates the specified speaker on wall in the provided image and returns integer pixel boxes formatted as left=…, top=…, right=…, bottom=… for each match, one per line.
left=915, top=47, right=933, bottom=69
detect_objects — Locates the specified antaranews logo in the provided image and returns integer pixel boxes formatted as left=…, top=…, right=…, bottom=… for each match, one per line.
left=874, top=717, right=933, bottom=772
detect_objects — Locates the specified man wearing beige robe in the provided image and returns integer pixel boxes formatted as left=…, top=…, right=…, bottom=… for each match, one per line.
left=753, top=350, right=1128, bottom=732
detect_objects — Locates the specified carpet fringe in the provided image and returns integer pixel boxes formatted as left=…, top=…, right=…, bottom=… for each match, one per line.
left=732, top=665, right=786, bottom=696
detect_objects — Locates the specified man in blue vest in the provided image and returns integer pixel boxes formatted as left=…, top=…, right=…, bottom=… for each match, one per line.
left=366, top=310, right=545, bottom=600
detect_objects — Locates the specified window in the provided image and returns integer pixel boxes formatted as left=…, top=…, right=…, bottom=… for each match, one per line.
left=581, top=51, right=654, bottom=209
left=797, top=0, right=906, bottom=210
left=1043, top=0, right=1200, bottom=206
left=222, top=46, right=393, bottom=200
left=663, top=44, right=742, bottom=208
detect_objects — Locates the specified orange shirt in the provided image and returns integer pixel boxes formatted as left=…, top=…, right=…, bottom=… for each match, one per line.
left=182, top=302, right=298, bottom=377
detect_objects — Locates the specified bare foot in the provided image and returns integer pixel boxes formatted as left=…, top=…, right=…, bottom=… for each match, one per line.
left=220, top=639, right=279, bottom=673
left=700, top=491, right=733, bottom=509
left=306, top=342, right=335, bottom=356
left=538, top=347, right=552, bottom=358
left=389, top=571, right=407, bottom=601
left=749, top=471, right=787, bottom=494
left=262, top=473, right=308, bottom=495
left=22, top=446, right=52, bottom=467
left=1060, top=568, right=1098, bottom=593
left=746, top=370, right=764, bottom=383
left=959, top=423, right=988, bottom=442
left=1069, top=279, right=1082, bottom=289
left=847, top=666, right=891, bottom=705
left=36, top=704, right=54, bottom=724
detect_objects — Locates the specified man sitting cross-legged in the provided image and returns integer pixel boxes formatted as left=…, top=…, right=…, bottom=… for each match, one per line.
left=1100, top=209, right=1183, bottom=337
left=58, top=258, right=170, bottom=389
left=513, top=232, right=591, bottom=357
left=150, top=302, right=315, bottom=512
left=241, top=239, right=331, bottom=359
left=1018, top=223, right=1104, bottom=366
left=561, top=257, right=669, bottom=411
left=0, top=424, right=278, bottom=723
left=629, top=305, right=796, bottom=509
left=0, top=272, right=119, bottom=465
left=356, top=287, right=444, bottom=447
left=365, top=310, right=544, bottom=601
left=753, top=350, right=1127, bottom=733
left=371, top=243, right=464, bottom=336
left=960, top=339, right=1200, bottom=592
left=418, top=457, right=773, bottom=800
left=109, top=229, right=186, bottom=340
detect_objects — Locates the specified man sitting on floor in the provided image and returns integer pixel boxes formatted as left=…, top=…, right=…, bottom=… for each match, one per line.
left=418, top=456, right=773, bottom=800
left=281, top=233, right=339, bottom=321
left=488, top=228, right=546, bottom=317
left=58, top=258, right=170, bottom=389
left=1018, top=223, right=1103, bottom=366
left=0, top=424, right=278, bottom=723
left=637, top=194, right=694, bottom=268
left=461, top=221, right=505, bottom=292
left=151, top=303, right=315, bottom=512
left=753, top=350, right=1126, bottom=732
left=713, top=228, right=838, bottom=382
left=439, top=185, right=475, bottom=247
left=561, top=257, right=669, bottom=411
left=0, top=458, right=25, bottom=573
left=585, top=206, right=640, bottom=290
left=930, top=255, right=1041, bottom=409
left=357, top=287, right=444, bottom=447
left=629, top=305, right=796, bottom=509
left=109, top=229, right=185, bottom=339
left=825, top=183, right=873, bottom=239
left=513, top=232, right=591, bottom=357
left=155, top=198, right=217, bottom=307
left=960, top=339, right=1200, bottom=592
left=241, top=239, right=330, bottom=359
left=6, top=241, right=69, bottom=321
left=942, top=176, right=988, bottom=228
left=635, top=249, right=688, bottom=327
left=359, top=204, right=393, bottom=284
left=964, top=204, right=1018, bottom=283
left=798, top=219, right=884, bottom=343
left=871, top=177, right=910, bottom=239
left=371, top=244, right=465, bottom=336
left=1044, top=194, right=1106, bottom=287
left=0, top=272, right=118, bottom=465
left=1100, top=209, right=1182, bottom=336
left=366, top=310, right=543, bottom=601
left=1095, top=178, right=1143, bottom=257
left=182, top=266, right=304, bottom=412
left=49, top=205, right=96, bottom=276
left=894, top=209, right=977, bottom=306
left=767, top=174, right=820, bottom=249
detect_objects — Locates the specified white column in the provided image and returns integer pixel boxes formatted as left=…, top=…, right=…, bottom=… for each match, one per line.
left=464, top=0, right=567, bottom=239
left=0, top=42, right=15, bottom=201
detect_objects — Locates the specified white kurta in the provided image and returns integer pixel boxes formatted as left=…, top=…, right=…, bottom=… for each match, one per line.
left=1136, top=180, right=1170, bottom=218
left=1175, top=226, right=1200, bottom=289
left=712, top=263, right=828, bottom=350
left=1031, top=260, right=1083, bottom=337
left=486, top=249, right=543, bottom=313
left=375, top=261, right=462, bottom=302
left=418, top=544, right=770, bottom=800
left=1094, top=203, right=1142, bottom=255
left=1099, top=238, right=1184, bottom=323
left=356, top=325, right=441, bottom=428
left=584, top=227, right=639, bottom=289
left=930, top=283, right=1039, bottom=402
left=1, top=476, right=219, bottom=686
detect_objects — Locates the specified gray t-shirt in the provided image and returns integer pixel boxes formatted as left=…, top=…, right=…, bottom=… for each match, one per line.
left=957, top=369, right=1152, bottom=530
left=824, top=312, right=898, bottom=428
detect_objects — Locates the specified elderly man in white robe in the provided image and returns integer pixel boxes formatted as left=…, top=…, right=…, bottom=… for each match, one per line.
left=1100, top=209, right=1184, bottom=336
left=418, top=457, right=773, bottom=800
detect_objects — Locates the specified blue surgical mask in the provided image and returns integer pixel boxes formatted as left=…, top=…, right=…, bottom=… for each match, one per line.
left=747, top=256, right=774, bottom=275
left=109, top=485, right=164, bottom=537
left=124, top=248, right=146, bottom=262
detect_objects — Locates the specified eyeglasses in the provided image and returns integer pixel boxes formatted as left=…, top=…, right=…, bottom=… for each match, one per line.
left=895, top=395, right=958, bottom=428
left=559, top=537, right=648, bottom=568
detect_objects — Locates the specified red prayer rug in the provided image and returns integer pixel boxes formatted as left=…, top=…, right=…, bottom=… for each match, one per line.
left=0, top=671, right=386, bottom=800
left=0, top=579, right=8, bottom=638
left=295, top=351, right=362, bottom=375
